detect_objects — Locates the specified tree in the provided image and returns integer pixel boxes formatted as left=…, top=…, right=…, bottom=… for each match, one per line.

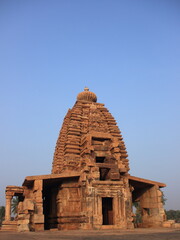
left=161, top=190, right=167, bottom=205
left=165, top=210, right=180, bottom=223
left=11, top=197, right=19, bottom=217
left=133, top=201, right=142, bottom=226
left=0, top=206, right=5, bottom=226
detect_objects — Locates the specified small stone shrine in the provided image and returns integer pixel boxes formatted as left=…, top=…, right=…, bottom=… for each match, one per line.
left=1, top=88, right=166, bottom=231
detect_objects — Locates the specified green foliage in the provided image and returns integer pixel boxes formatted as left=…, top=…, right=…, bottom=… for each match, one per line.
left=166, top=210, right=180, bottom=223
left=0, top=206, right=5, bottom=226
left=133, top=201, right=142, bottom=225
left=11, top=197, right=19, bottom=216
left=161, top=190, right=167, bottom=205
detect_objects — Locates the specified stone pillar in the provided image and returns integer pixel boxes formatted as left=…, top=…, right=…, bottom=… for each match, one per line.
left=114, top=194, right=124, bottom=227
left=33, top=179, right=44, bottom=231
left=5, top=195, right=12, bottom=221
left=139, top=185, right=165, bottom=227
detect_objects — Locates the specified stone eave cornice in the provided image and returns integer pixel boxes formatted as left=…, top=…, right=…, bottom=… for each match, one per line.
left=128, top=175, right=166, bottom=188
left=22, top=172, right=81, bottom=186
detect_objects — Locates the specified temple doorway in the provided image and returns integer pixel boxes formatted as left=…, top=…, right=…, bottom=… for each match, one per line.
left=43, top=179, right=60, bottom=230
left=43, top=186, right=58, bottom=230
left=102, top=197, right=113, bottom=225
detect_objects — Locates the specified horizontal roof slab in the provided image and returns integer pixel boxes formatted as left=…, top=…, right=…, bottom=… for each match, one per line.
left=23, top=172, right=81, bottom=186
left=128, top=175, right=166, bottom=188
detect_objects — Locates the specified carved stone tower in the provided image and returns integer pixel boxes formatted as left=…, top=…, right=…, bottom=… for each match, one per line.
left=49, top=87, right=133, bottom=229
left=52, top=87, right=129, bottom=176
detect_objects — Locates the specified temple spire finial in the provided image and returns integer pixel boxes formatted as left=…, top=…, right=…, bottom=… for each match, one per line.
left=77, top=87, right=97, bottom=102
left=84, top=87, right=89, bottom=91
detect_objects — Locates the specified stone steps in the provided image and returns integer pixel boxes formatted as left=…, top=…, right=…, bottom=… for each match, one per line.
left=1, top=221, right=17, bottom=231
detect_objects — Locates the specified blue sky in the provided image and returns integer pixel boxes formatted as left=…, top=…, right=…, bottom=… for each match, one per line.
left=0, top=0, right=180, bottom=210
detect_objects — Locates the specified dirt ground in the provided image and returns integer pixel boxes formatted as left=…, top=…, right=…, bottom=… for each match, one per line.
left=0, top=228, right=180, bottom=240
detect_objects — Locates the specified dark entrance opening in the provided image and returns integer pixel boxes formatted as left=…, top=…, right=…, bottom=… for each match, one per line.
left=96, top=156, right=105, bottom=163
left=102, top=197, right=113, bottom=225
left=43, top=180, right=60, bottom=230
left=43, top=187, right=58, bottom=230
left=100, top=168, right=110, bottom=180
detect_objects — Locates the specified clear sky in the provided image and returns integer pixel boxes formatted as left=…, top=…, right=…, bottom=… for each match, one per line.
left=0, top=0, right=180, bottom=210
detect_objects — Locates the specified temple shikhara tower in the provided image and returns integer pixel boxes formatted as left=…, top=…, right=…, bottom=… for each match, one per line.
left=2, top=88, right=166, bottom=231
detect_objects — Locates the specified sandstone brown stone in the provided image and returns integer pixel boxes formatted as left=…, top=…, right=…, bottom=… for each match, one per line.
left=1, top=88, right=167, bottom=232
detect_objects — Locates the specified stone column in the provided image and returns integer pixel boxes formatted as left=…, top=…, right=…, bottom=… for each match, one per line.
left=33, top=179, right=44, bottom=231
left=5, top=195, right=12, bottom=221
left=139, top=185, right=165, bottom=227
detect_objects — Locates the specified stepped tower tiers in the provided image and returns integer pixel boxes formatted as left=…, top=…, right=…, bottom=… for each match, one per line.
left=52, top=87, right=129, bottom=179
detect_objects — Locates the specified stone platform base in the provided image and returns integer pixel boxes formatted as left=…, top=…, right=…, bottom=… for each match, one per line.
left=1, top=220, right=17, bottom=231
left=162, top=220, right=180, bottom=228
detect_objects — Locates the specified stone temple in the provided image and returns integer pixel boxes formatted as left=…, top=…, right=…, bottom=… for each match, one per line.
left=2, top=88, right=166, bottom=231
